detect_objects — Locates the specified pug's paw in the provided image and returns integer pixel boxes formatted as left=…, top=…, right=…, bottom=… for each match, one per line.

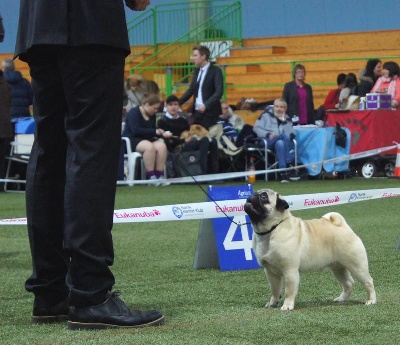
left=265, top=300, right=279, bottom=308
left=280, top=302, right=294, bottom=311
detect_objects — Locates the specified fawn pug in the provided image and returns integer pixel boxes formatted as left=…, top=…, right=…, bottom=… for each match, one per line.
left=244, top=189, right=376, bottom=311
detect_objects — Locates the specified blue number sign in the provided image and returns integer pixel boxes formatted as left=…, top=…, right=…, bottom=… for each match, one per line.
left=208, top=185, right=261, bottom=271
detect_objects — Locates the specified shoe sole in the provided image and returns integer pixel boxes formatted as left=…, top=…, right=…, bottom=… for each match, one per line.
left=32, top=315, right=68, bottom=324
left=67, top=315, right=165, bottom=330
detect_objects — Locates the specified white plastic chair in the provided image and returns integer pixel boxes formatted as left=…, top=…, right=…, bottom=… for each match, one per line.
left=4, top=134, right=34, bottom=192
left=121, top=137, right=145, bottom=186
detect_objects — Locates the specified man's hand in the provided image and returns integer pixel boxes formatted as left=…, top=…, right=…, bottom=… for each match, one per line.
left=125, top=0, right=150, bottom=11
left=197, top=104, right=206, bottom=113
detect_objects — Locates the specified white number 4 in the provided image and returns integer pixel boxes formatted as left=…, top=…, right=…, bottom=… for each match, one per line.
left=223, top=216, right=254, bottom=260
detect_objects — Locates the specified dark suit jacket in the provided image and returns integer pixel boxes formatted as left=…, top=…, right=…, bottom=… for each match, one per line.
left=15, top=0, right=130, bottom=59
left=179, top=63, right=223, bottom=129
left=282, top=80, right=315, bottom=124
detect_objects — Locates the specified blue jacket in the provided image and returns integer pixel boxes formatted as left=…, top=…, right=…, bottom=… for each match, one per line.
left=4, top=70, right=33, bottom=118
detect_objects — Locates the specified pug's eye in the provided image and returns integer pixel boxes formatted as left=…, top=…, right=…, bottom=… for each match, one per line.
left=260, top=193, right=268, bottom=202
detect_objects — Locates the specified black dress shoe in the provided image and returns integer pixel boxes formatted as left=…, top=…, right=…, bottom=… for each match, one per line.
left=32, top=298, right=69, bottom=324
left=68, top=291, right=165, bottom=330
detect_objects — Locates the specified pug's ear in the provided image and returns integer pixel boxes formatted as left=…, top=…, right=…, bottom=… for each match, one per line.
left=276, top=195, right=289, bottom=212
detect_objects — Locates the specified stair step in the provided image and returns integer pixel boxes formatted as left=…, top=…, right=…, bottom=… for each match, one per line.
left=230, top=45, right=286, bottom=57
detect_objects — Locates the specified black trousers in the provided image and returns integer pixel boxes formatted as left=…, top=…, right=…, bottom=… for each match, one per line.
left=192, top=111, right=218, bottom=130
left=24, top=45, right=125, bottom=307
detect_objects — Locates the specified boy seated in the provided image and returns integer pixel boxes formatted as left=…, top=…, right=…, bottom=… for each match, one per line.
left=158, top=95, right=219, bottom=174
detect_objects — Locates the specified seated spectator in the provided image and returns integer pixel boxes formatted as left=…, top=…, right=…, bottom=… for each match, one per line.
left=145, top=80, right=161, bottom=99
left=314, top=73, right=346, bottom=121
left=253, top=98, right=299, bottom=183
left=357, top=59, right=382, bottom=97
left=122, top=94, right=170, bottom=182
left=217, top=100, right=245, bottom=144
left=2, top=58, right=33, bottom=119
left=143, top=79, right=163, bottom=112
left=371, top=61, right=400, bottom=108
left=124, top=74, right=147, bottom=113
left=282, top=64, right=315, bottom=125
left=158, top=95, right=218, bottom=174
left=339, top=73, right=358, bottom=108
left=323, top=73, right=346, bottom=110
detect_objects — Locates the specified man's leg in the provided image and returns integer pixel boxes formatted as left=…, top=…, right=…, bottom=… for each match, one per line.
left=25, top=47, right=70, bottom=308
left=208, top=137, right=219, bottom=173
left=25, top=45, right=164, bottom=329
left=274, top=139, right=286, bottom=169
left=266, top=136, right=285, bottom=169
left=59, top=46, right=125, bottom=308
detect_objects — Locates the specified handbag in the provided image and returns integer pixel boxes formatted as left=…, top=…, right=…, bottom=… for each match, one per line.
left=173, top=150, right=203, bottom=177
left=334, top=122, right=347, bottom=148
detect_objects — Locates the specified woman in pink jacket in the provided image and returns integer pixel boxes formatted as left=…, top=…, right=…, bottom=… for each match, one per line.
left=371, top=61, right=400, bottom=108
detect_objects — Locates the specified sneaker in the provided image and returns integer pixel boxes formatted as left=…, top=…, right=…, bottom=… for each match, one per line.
left=158, top=175, right=170, bottom=186
left=279, top=173, right=289, bottom=183
left=289, top=171, right=301, bottom=181
left=68, top=291, right=165, bottom=330
left=32, top=298, right=69, bottom=324
left=287, top=164, right=301, bottom=181
left=148, top=175, right=160, bottom=186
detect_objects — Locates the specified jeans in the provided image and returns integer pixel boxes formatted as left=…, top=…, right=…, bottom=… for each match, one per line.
left=265, top=133, right=295, bottom=169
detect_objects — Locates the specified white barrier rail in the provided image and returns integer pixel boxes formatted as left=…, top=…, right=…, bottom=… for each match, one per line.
left=1, top=188, right=400, bottom=226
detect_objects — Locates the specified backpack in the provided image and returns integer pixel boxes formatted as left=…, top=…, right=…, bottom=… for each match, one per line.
left=170, top=151, right=203, bottom=178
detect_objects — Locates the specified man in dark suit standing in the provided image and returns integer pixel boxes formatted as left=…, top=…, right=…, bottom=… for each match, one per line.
left=179, top=45, right=224, bottom=130
left=15, top=0, right=164, bottom=330
left=282, top=64, right=315, bottom=125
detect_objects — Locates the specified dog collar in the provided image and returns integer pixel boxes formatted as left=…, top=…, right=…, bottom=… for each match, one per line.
left=254, top=219, right=284, bottom=236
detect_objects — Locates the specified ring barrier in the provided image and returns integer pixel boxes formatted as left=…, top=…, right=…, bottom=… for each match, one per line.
left=1, top=188, right=400, bottom=226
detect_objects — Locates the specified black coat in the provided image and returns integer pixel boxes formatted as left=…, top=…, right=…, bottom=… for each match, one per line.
left=15, top=0, right=130, bottom=59
left=179, top=63, right=223, bottom=128
left=282, top=80, right=315, bottom=124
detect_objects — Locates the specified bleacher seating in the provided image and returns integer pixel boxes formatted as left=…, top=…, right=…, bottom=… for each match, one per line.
left=2, top=29, right=399, bottom=109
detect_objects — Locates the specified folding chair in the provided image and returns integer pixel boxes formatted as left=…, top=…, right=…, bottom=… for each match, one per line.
left=218, top=141, right=244, bottom=173
left=209, top=123, right=244, bottom=173
left=243, top=136, right=297, bottom=181
left=4, top=134, right=34, bottom=192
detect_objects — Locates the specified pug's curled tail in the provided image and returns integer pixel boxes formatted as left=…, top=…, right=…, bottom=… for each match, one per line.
left=322, top=212, right=347, bottom=227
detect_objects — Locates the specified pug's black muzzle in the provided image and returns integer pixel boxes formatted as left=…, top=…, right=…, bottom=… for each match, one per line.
left=244, top=194, right=268, bottom=222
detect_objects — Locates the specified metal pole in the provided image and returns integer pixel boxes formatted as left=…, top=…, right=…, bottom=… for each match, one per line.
left=165, top=66, right=173, bottom=96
